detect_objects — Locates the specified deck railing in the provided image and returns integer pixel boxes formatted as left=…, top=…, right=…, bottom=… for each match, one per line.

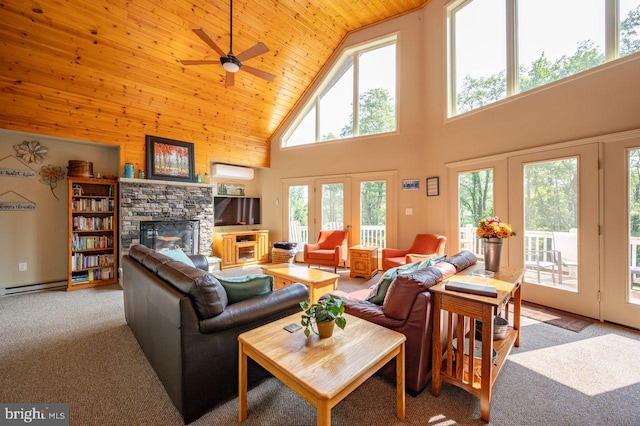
left=288, top=222, right=386, bottom=251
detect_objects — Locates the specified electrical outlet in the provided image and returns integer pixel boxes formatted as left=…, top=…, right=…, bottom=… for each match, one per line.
left=18, top=262, right=27, bottom=272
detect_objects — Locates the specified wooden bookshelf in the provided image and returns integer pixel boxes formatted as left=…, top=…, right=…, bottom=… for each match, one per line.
left=67, top=177, right=118, bottom=291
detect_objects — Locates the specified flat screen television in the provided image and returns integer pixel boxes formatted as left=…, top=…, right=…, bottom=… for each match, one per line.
left=214, top=196, right=261, bottom=226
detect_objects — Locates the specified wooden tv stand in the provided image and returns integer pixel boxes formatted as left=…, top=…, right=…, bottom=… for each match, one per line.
left=212, top=230, right=269, bottom=269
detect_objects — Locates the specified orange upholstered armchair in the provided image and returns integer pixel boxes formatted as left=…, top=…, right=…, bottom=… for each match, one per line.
left=304, top=229, right=349, bottom=272
left=381, top=233, right=447, bottom=271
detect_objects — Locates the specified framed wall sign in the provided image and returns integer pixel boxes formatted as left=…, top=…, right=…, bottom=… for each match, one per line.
left=145, top=135, right=195, bottom=182
left=402, top=179, right=420, bottom=191
left=426, top=176, right=439, bottom=196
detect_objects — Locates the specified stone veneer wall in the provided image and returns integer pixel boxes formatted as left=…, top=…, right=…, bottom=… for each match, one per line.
left=119, top=178, right=213, bottom=257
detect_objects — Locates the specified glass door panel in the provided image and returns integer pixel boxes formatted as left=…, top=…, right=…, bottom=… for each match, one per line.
left=285, top=183, right=311, bottom=256
left=359, top=180, right=387, bottom=248
left=458, top=168, right=494, bottom=257
left=629, top=149, right=640, bottom=305
left=320, top=183, right=345, bottom=230
left=523, top=158, right=579, bottom=291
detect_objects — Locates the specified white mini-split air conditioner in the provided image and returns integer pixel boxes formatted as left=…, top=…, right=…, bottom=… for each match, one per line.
left=211, top=163, right=254, bottom=180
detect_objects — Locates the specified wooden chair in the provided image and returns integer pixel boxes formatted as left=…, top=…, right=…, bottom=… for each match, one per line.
left=524, top=249, right=563, bottom=284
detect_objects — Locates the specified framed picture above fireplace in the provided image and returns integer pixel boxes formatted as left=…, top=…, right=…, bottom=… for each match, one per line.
left=145, top=135, right=195, bottom=182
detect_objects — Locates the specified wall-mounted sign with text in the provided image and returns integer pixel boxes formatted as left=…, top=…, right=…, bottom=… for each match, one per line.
left=0, top=201, right=36, bottom=211
left=0, top=167, right=37, bottom=178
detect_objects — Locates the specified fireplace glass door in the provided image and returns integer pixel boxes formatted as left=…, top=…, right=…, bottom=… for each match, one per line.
left=140, top=220, right=200, bottom=255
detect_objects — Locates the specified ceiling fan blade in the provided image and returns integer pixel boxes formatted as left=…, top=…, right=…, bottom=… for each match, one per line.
left=180, top=60, right=221, bottom=65
left=192, top=28, right=226, bottom=58
left=241, top=65, right=276, bottom=82
left=236, top=42, right=269, bottom=62
left=225, top=72, right=235, bottom=88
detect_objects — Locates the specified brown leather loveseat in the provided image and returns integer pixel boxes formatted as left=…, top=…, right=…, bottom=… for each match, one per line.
left=330, top=251, right=477, bottom=395
left=123, top=244, right=309, bottom=423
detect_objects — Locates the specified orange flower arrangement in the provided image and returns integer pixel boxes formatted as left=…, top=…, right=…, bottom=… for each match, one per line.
left=476, top=217, right=515, bottom=239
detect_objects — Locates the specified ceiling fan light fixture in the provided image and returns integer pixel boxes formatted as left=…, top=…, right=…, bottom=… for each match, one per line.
left=221, top=56, right=241, bottom=73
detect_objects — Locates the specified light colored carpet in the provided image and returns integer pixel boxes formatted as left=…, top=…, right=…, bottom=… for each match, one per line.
left=1, top=266, right=639, bottom=425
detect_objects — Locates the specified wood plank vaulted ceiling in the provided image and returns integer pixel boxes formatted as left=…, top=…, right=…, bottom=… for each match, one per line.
left=0, top=0, right=428, bottom=170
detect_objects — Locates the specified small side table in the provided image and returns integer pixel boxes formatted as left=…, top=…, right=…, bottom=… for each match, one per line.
left=349, top=245, right=379, bottom=279
left=431, top=264, right=524, bottom=422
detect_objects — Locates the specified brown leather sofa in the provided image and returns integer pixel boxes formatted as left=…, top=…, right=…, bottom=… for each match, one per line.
left=330, top=251, right=477, bottom=395
left=123, top=244, right=309, bottom=424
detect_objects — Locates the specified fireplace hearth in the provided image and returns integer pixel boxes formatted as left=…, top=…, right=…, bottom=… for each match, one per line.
left=140, top=220, right=200, bottom=255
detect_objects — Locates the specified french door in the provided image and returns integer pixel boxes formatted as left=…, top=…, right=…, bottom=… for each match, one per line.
left=602, top=135, right=640, bottom=329
left=448, top=132, right=640, bottom=328
left=508, top=144, right=600, bottom=319
left=282, top=177, right=351, bottom=256
left=282, top=171, right=397, bottom=259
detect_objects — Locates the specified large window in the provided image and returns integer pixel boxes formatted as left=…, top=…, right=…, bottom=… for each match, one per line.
left=282, top=36, right=397, bottom=147
left=448, top=0, right=640, bottom=116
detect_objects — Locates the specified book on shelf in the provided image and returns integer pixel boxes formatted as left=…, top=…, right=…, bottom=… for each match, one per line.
left=71, top=267, right=113, bottom=282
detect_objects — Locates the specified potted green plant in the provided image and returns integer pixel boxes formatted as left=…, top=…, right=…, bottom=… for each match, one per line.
left=300, top=294, right=347, bottom=338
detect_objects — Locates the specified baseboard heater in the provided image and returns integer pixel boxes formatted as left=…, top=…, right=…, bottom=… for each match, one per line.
left=1, top=280, right=66, bottom=296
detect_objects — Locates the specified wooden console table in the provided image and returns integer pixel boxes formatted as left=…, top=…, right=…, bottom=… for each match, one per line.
left=431, top=264, right=524, bottom=422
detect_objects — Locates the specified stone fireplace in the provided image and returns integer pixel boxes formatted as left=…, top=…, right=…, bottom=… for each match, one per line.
left=119, top=179, right=213, bottom=258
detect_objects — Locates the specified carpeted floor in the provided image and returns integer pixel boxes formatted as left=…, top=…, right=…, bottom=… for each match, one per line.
left=1, top=265, right=640, bottom=425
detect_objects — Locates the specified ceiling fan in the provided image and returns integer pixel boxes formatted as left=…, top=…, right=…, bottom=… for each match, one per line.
left=180, top=0, right=276, bottom=87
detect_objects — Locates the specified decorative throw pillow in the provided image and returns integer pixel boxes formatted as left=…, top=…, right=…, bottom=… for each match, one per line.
left=365, top=262, right=422, bottom=305
left=216, top=274, right=274, bottom=304
left=161, top=248, right=196, bottom=268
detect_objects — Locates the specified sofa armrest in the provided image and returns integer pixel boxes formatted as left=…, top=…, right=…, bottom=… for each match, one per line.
left=382, top=248, right=408, bottom=258
left=188, top=254, right=209, bottom=271
left=341, top=299, right=406, bottom=329
left=199, top=283, right=309, bottom=333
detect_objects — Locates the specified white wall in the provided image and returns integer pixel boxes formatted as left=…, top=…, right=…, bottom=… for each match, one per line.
left=263, top=3, right=640, bottom=249
left=263, top=11, right=429, bottom=245
left=0, top=129, right=119, bottom=291
left=422, top=0, right=640, bottom=237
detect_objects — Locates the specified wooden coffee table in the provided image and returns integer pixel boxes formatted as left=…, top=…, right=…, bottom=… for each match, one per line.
left=262, top=265, right=339, bottom=303
left=238, top=313, right=406, bottom=426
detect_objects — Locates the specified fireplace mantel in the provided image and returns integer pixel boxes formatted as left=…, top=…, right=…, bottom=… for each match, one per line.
left=119, top=177, right=215, bottom=189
